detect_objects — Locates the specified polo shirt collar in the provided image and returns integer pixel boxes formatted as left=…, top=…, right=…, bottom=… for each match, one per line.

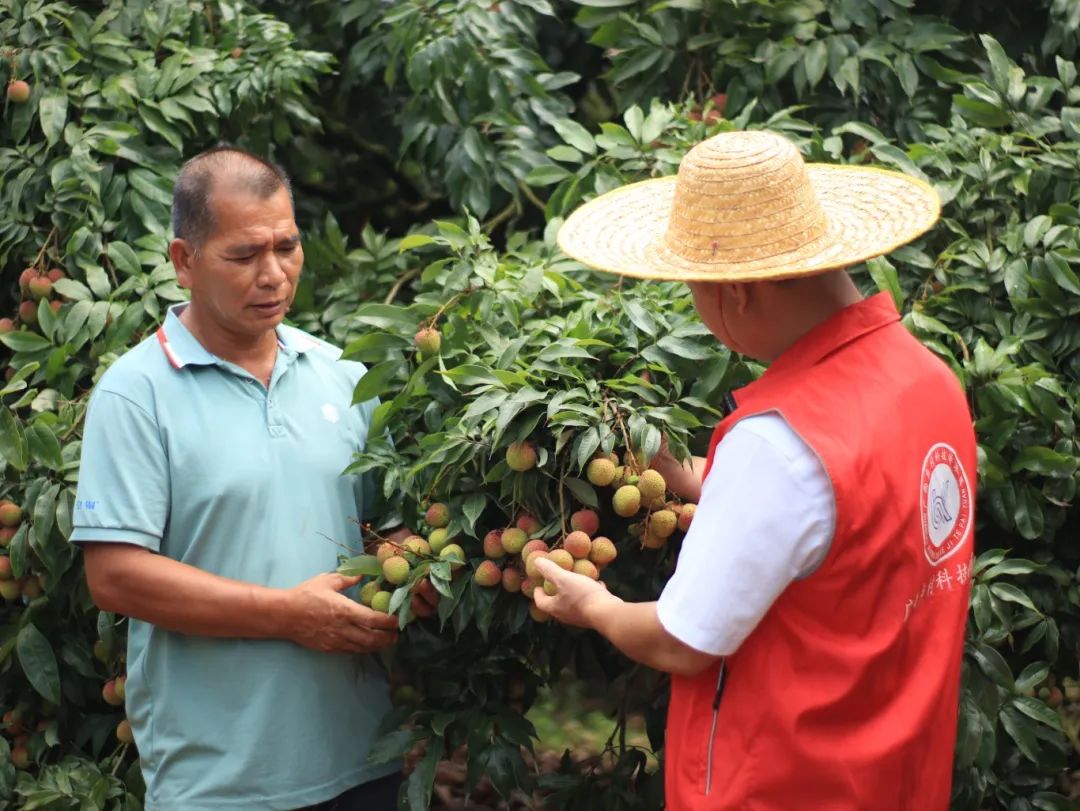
left=157, top=304, right=316, bottom=370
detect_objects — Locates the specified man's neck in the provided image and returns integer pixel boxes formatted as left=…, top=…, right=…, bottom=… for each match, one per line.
left=179, top=304, right=278, bottom=377
left=762, top=272, right=863, bottom=361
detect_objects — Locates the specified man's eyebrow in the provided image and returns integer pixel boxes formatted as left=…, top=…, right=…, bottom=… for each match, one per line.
left=223, top=235, right=300, bottom=255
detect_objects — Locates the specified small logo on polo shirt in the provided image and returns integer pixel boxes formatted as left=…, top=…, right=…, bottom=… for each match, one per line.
left=321, top=403, right=340, bottom=424
left=920, top=443, right=972, bottom=566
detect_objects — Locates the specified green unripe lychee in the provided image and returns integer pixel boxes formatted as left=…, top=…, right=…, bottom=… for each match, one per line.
left=501, top=527, right=528, bottom=555
left=505, top=441, right=537, bottom=472
left=376, top=542, right=401, bottom=564
left=572, top=559, right=599, bottom=580
left=563, top=531, right=592, bottom=560
left=474, top=560, right=502, bottom=587
left=569, top=509, right=599, bottom=536
left=611, top=465, right=628, bottom=487
left=483, top=529, right=506, bottom=558
left=359, top=581, right=381, bottom=606
left=382, top=556, right=411, bottom=585
left=586, top=458, right=616, bottom=487
left=650, top=509, right=678, bottom=539
left=428, top=528, right=450, bottom=554
left=638, top=469, right=666, bottom=502
left=613, top=485, right=642, bottom=517
left=371, top=591, right=392, bottom=613
left=678, top=503, right=696, bottom=532
left=403, top=536, right=431, bottom=557
left=425, top=502, right=450, bottom=528
left=414, top=327, right=442, bottom=356
left=543, top=579, right=558, bottom=596
left=589, top=537, right=617, bottom=567
left=547, top=549, right=574, bottom=571
left=440, top=543, right=466, bottom=563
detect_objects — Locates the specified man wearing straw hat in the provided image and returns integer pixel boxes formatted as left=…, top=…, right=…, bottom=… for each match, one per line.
left=533, top=130, right=976, bottom=809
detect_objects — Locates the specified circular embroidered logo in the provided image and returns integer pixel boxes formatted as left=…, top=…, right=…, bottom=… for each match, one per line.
left=920, top=443, right=972, bottom=565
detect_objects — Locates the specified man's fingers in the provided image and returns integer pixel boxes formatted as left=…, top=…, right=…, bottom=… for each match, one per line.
left=534, top=557, right=566, bottom=583
left=351, top=603, right=400, bottom=631
left=533, top=589, right=555, bottom=612
left=327, top=572, right=363, bottom=592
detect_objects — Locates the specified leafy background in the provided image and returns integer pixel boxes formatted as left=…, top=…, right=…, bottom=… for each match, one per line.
left=0, top=0, right=1077, bottom=809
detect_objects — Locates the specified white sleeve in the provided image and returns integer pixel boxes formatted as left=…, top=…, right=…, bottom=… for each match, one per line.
left=656, top=413, right=835, bottom=656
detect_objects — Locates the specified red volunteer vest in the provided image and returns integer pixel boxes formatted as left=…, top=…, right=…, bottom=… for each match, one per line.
left=664, top=294, right=976, bottom=810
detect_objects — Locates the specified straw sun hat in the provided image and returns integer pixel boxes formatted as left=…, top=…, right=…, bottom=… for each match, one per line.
left=556, top=129, right=941, bottom=282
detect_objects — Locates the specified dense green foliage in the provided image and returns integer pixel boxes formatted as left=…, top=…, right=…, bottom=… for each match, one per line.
left=0, top=0, right=1077, bottom=808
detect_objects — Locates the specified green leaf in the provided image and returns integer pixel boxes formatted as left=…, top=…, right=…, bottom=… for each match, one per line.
left=866, top=257, right=903, bottom=308
left=999, top=705, right=1041, bottom=762
left=552, top=119, right=596, bottom=155
left=563, top=476, right=598, bottom=508
left=352, top=362, right=400, bottom=405
left=26, top=423, right=63, bottom=471
left=398, top=234, right=435, bottom=252
left=656, top=335, right=712, bottom=360
left=16, top=624, right=61, bottom=705
left=989, top=582, right=1039, bottom=613
left=38, top=91, right=68, bottom=147
left=351, top=303, right=418, bottom=331
left=0, top=408, right=28, bottom=472
left=106, top=242, right=143, bottom=277
left=804, top=40, right=828, bottom=88
left=969, top=641, right=1014, bottom=688
left=337, top=554, right=383, bottom=577
left=0, top=332, right=50, bottom=353
left=1010, top=695, right=1063, bottom=730
left=952, top=95, right=1010, bottom=127
left=526, top=164, right=571, bottom=186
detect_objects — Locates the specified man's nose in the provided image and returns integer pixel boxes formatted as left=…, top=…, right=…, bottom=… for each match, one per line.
left=256, top=251, right=289, bottom=287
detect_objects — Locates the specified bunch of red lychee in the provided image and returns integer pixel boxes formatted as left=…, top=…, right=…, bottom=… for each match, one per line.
left=1, top=267, right=66, bottom=332
left=2, top=700, right=62, bottom=769
left=470, top=508, right=618, bottom=622
left=0, top=499, right=44, bottom=602
left=585, top=452, right=696, bottom=549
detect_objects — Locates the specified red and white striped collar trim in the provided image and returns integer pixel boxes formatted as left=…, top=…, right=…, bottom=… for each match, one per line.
left=155, top=326, right=290, bottom=370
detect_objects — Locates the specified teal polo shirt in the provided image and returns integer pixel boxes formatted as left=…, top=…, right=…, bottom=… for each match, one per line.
left=71, top=304, right=396, bottom=810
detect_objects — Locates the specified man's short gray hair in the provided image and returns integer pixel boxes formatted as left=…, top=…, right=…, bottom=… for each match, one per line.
left=172, top=146, right=294, bottom=247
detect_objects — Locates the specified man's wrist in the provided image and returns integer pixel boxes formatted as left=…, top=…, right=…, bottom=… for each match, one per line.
left=582, top=590, right=623, bottom=634
left=252, top=585, right=296, bottom=639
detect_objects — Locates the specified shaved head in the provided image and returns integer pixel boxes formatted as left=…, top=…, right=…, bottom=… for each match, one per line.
left=172, top=146, right=293, bottom=247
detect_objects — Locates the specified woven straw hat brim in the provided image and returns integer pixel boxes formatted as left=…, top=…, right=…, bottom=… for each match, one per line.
left=556, top=165, right=941, bottom=282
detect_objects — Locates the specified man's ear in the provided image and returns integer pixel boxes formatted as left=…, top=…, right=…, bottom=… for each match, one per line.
left=169, top=239, right=195, bottom=290
left=724, top=282, right=751, bottom=314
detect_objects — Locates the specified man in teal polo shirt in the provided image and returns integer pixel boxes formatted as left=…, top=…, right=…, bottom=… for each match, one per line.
left=72, top=147, right=423, bottom=810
